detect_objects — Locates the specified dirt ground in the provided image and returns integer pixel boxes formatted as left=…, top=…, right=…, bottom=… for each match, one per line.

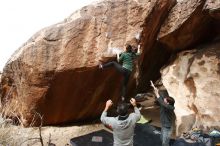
left=0, top=122, right=105, bottom=146
left=0, top=96, right=161, bottom=146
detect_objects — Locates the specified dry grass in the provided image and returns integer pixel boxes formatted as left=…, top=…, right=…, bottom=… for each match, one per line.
left=0, top=116, right=103, bottom=146
left=0, top=85, right=103, bottom=145
left=0, top=114, right=17, bottom=146
left=0, top=109, right=103, bottom=146
left=0, top=99, right=46, bottom=146
left=0, top=112, right=51, bottom=146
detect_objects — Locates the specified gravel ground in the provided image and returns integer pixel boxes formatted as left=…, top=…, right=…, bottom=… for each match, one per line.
left=0, top=96, right=161, bottom=146
left=0, top=122, right=104, bottom=146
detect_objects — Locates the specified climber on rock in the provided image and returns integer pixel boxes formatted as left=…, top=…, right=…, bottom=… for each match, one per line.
left=99, top=44, right=141, bottom=101
left=151, top=81, right=175, bottom=146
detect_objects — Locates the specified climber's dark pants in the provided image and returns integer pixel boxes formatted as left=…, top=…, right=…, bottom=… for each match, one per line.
left=102, top=61, right=131, bottom=98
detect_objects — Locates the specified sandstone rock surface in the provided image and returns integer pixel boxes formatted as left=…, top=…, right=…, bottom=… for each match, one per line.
left=0, top=0, right=158, bottom=126
left=158, top=0, right=220, bottom=50
left=136, top=0, right=176, bottom=92
left=0, top=72, right=1, bottom=98
left=1, top=0, right=220, bottom=133
left=204, top=0, right=220, bottom=11
left=204, top=0, right=220, bottom=19
left=161, top=41, right=220, bottom=135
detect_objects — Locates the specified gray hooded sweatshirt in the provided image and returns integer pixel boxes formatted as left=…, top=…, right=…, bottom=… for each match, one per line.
left=100, top=107, right=141, bottom=146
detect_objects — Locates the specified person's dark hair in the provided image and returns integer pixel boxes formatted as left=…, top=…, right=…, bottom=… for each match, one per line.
left=159, top=89, right=169, bottom=98
left=132, top=45, right=138, bottom=53
left=125, top=44, right=132, bottom=53
left=166, top=96, right=175, bottom=106
left=117, top=102, right=128, bottom=116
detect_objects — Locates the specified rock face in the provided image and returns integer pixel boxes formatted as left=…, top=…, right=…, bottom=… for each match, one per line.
left=204, top=0, right=220, bottom=19
left=136, top=0, right=176, bottom=92
left=161, top=41, right=220, bottom=135
left=0, top=0, right=160, bottom=126
left=158, top=0, right=220, bottom=50
left=158, top=0, right=213, bottom=50
left=157, top=0, right=220, bottom=135
left=1, top=0, right=220, bottom=133
left=0, top=72, right=1, bottom=98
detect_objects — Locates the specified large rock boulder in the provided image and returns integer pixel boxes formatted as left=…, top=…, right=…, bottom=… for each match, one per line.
left=161, top=41, right=220, bottom=135
left=1, top=0, right=220, bottom=134
left=158, top=0, right=220, bottom=50
left=0, top=0, right=161, bottom=126
left=204, top=0, right=220, bottom=19
left=134, top=0, right=176, bottom=92
left=0, top=72, right=1, bottom=98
